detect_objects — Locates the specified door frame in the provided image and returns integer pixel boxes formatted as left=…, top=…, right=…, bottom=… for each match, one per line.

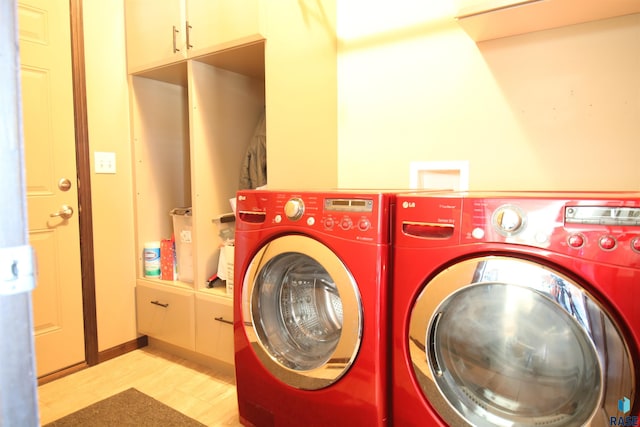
left=37, top=0, right=98, bottom=383
left=70, top=0, right=98, bottom=368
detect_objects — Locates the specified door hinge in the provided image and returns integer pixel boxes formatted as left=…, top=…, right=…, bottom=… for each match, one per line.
left=0, top=245, right=36, bottom=295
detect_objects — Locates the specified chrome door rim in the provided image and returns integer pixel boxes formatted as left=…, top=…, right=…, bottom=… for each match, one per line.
left=242, top=234, right=362, bottom=390
left=409, top=255, right=635, bottom=427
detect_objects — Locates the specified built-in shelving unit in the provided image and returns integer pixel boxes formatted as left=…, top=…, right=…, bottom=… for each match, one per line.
left=126, top=0, right=338, bottom=366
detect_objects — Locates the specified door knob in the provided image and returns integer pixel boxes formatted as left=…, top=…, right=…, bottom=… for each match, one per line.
left=50, top=205, right=74, bottom=220
left=58, top=178, right=72, bottom=192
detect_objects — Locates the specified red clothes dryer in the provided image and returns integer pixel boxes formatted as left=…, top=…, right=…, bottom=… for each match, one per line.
left=234, top=190, right=393, bottom=427
left=393, top=192, right=639, bottom=427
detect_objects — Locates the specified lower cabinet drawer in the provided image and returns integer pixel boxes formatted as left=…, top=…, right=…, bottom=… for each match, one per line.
left=195, top=293, right=234, bottom=365
left=136, top=283, right=195, bottom=350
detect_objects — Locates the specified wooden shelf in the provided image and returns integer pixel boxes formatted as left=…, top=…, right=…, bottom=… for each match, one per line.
left=456, top=0, right=640, bottom=41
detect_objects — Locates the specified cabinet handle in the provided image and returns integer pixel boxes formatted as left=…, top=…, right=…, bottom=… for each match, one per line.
left=186, top=21, right=193, bottom=49
left=172, top=25, right=180, bottom=53
left=151, top=300, right=169, bottom=308
left=214, top=316, right=233, bottom=326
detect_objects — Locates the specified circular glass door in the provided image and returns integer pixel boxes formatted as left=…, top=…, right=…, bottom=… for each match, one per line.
left=409, top=256, right=635, bottom=427
left=242, top=235, right=362, bottom=390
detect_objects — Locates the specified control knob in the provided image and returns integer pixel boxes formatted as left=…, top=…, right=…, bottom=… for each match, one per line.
left=493, top=205, right=524, bottom=235
left=284, top=198, right=305, bottom=221
left=340, top=217, right=353, bottom=230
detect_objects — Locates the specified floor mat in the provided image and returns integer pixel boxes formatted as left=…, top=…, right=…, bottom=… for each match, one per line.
left=43, top=387, right=206, bottom=426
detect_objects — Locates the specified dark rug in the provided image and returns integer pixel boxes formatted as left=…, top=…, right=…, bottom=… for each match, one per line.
left=43, top=388, right=206, bottom=426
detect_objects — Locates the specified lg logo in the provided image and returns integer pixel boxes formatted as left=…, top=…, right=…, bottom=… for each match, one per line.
left=402, top=201, right=416, bottom=209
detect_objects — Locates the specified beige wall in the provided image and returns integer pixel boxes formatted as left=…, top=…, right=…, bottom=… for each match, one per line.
left=337, top=4, right=640, bottom=191
left=83, top=1, right=138, bottom=351
left=79, top=3, right=640, bottom=352
left=265, top=0, right=338, bottom=189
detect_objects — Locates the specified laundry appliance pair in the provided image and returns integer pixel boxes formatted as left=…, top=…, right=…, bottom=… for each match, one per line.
left=234, top=189, right=639, bottom=427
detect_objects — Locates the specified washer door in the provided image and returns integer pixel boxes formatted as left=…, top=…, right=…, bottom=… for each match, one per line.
left=242, top=235, right=362, bottom=390
left=409, top=256, right=635, bottom=427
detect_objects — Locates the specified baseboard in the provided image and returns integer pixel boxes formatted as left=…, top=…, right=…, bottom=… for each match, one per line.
left=147, top=337, right=236, bottom=380
left=38, top=335, right=149, bottom=386
left=97, top=335, right=149, bottom=364
left=38, top=362, right=88, bottom=386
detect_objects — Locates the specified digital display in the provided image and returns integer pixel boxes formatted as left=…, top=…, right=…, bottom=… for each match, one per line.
left=325, top=198, right=373, bottom=212
left=565, top=206, right=640, bottom=226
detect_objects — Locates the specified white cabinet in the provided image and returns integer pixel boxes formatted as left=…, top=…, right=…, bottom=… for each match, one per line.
left=125, top=0, right=266, bottom=73
left=455, top=0, right=640, bottom=41
left=129, top=40, right=263, bottom=364
left=136, top=282, right=195, bottom=350
left=195, top=294, right=234, bottom=365
left=187, top=0, right=266, bottom=58
left=128, top=0, right=338, bottom=364
left=125, top=0, right=186, bottom=72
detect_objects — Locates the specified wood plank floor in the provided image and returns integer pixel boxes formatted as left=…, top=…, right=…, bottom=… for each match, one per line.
left=37, top=346, right=243, bottom=426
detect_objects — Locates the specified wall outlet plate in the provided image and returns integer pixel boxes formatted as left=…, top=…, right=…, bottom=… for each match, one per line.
left=410, top=161, right=469, bottom=191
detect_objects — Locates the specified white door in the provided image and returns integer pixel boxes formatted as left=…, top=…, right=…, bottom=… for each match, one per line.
left=18, top=0, right=86, bottom=377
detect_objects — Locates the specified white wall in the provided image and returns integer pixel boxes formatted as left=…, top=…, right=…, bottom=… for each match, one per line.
left=337, top=3, right=640, bottom=191
left=83, top=1, right=138, bottom=351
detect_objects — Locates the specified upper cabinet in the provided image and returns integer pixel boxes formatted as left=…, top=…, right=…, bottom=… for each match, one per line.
left=125, top=0, right=266, bottom=73
left=186, top=0, right=266, bottom=58
left=455, top=0, right=640, bottom=41
left=125, top=0, right=185, bottom=71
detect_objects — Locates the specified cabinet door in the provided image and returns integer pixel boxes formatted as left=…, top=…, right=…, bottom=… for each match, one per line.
left=125, top=0, right=186, bottom=72
left=186, top=0, right=265, bottom=57
left=136, top=283, right=195, bottom=350
left=195, top=294, right=234, bottom=365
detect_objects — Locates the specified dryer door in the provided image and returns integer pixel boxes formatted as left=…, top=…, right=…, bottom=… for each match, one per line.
left=242, top=235, right=362, bottom=390
left=409, top=255, right=635, bottom=427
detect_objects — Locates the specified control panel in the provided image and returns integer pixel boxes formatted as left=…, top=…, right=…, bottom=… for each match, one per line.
left=462, top=197, right=640, bottom=268
left=236, top=191, right=389, bottom=244
left=397, top=193, right=640, bottom=268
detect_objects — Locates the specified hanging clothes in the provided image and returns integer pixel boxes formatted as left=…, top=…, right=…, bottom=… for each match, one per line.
left=239, top=110, right=267, bottom=190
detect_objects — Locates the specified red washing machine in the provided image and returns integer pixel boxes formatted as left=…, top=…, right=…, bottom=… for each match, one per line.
left=393, top=191, right=640, bottom=427
left=234, top=190, right=393, bottom=427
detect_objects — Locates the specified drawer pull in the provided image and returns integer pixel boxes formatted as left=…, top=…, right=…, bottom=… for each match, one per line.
left=150, top=300, right=169, bottom=308
left=214, top=316, right=233, bottom=325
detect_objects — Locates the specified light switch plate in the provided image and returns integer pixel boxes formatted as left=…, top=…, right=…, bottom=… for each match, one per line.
left=95, top=152, right=116, bottom=174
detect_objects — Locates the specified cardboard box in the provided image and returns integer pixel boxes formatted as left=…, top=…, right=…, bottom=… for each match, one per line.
left=170, top=207, right=193, bottom=283
left=212, top=213, right=236, bottom=245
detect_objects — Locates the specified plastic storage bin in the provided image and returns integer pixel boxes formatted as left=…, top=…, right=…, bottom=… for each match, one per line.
left=213, top=213, right=236, bottom=296
left=224, top=244, right=234, bottom=296
left=170, top=207, right=193, bottom=283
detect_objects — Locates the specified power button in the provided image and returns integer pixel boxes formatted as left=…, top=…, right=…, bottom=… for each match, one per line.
left=358, top=218, right=371, bottom=231
left=599, top=235, right=616, bottom=251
